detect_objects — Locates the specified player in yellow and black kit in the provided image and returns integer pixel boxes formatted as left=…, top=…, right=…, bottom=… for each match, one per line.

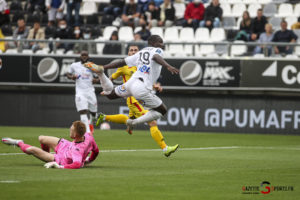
left=96, top=45, right=175, bottom=157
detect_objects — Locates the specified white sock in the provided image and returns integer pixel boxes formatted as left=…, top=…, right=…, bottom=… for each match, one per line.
left=99, top=73, right=113, bottom=93
left=80, top=114, right=90, bottom=133
left=163, top=146, right=168, bottom=152
left=90, top=113, right=96, bottom=124
left=132, top=110, right=162, bottom=126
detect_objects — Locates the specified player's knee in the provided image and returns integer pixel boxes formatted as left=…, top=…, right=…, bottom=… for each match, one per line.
left=38, top=135, right=46, bottom=144
left=25, top=147, right=34, bottom=154
left=154, top=103, right=167, bottom=116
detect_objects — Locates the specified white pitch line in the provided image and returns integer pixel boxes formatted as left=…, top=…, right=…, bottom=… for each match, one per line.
left=0, top=180, right=20, bottom=183
left=1, top=146, right=300, bottom=156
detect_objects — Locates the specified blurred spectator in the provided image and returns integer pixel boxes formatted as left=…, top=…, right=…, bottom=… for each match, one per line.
left=103, top=31, right=122, bottom=55
left=73, top=27, right=97, bottom=54
left=154, top=0, right=164, bottom=7
left=145, top=1, right=160, bottom=28
left=0, top=0, right=9, bottom=26
left=121, top=0, right=145, bottom=28
left=137, top=24, right=151, bottom=40
left=49, top=19, right=72, bottom=53
left=158, top=0, right=175, bottom=27
left=272, top=20, right=298, bottom=55
left=291, top=17, right=300, bottom=30
left=183, top=0, right=205, bottom=30
left=46, top=0, right=65, bottom=24
left=138, top=0, right=150, bottom=14
left=45, top=21, right=56, bottom=38
left=27, top=21, right=45, bottom=53
left=250, top=9, right=267, bottom=41
left=127, top=32, right=146, bottom=52
left=66, top=0, right=81, bottom=27
left=199, top=0, right=222, bottom=30
left=253, top=23, right=273, bottom=56
left=27, top=0, right=46, bottom=14
left=6, top=18, right=29, bottom=50
left=104, top=0, right=125, bottom=18
left=235, top=11, right=252, bottom=42
left=0, top=28, right=6, bottom=52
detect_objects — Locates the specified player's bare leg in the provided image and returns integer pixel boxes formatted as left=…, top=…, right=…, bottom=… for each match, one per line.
left=2, top=137, right=55, bottom=162
left=25, top=146, right=55, bottom=162
left=39, top=136, right=60, bottom=152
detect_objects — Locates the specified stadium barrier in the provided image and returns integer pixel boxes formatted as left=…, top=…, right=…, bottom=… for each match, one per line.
left=0, top=38, right=299, bottom=57
left=1, top=52, right=300, bottom=134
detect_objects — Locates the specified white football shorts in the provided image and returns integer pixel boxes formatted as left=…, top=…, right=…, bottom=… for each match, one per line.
left=75, top=91, right=97, bottom=112
left=114, top=77, right=162, bottom=109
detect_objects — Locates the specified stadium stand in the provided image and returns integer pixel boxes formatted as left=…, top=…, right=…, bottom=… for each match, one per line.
left=0, top=0, right=299, bottom=58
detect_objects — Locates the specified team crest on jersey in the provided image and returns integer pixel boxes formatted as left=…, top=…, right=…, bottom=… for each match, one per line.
left=118, top=85, right=126, bottom=93
left=155, top=49, right=161, bottom=54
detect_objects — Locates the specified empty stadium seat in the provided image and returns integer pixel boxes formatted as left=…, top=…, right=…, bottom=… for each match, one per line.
left=269, top=17, right=282, bottom=30
left=222, top=17, right=236, bottom=30
left=243, top=0, right=257, bottom=4
left=285, top=16, right=297, bottom=30
left=174, top=3, right=186, bottom=19
left=102, top=26, right=118, bottom=40
left=219, top=0, right=228, bottom=4
left=198, top=44, right=216, bottom=56
left=210, top=28, right=226, bottom=42
left=184, top=45, right=194, bottom=56
left=263, top=3, right=277, bottom=17
left=134, top=26, right=142, bottom=33
left=230, top=41, right=247, bottom=56
left=150, top=27, right=164, bottom=38
left=195, top=28, right=210, bottom=42
left=276, top=3, right=294, bottom=18
left=294, top=4, right=300, bottom=17
left=164, top=27, right=179, bottom=42
left=257, top=0, right=271, bottom=4
left=179, top=27, right=194, bottom=42
left=253, top=53, right=265, bottom=58
left=248, top=3, right=262, bottom=18
left=227, top=0, right=243, bottom=4
left=80, top=2, right=97, bottom=16
left=220, top=3, right=231, bottom=17
left=118, top=26, right=134, bottom=41
left=166, top=44, right=185, bottom=56
left=231, top=3, right=247, bottom=17
left=285, top=54, right=298, bottom=59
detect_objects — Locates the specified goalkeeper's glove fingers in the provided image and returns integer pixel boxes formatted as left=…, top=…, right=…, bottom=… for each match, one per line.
left=44, top=161, right=63, bottom=169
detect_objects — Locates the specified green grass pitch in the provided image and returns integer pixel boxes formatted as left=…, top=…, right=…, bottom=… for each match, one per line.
left=0, top=126, right=300, bottom=200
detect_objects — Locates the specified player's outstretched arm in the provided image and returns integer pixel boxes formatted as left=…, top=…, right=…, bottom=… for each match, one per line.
left=103, top=59, right=126, bottom=70
left=153, top=54, right=179, bottom=75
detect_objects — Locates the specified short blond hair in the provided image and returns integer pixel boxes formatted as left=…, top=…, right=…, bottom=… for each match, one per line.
left=72, top=121, right=86, bottom=136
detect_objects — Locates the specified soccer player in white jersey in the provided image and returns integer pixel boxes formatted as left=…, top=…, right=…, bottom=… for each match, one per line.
left=66, top=51, right=99, bottom=133
left=84, top=35, right=180, bottom=156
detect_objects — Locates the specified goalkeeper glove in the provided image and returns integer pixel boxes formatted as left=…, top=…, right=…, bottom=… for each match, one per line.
left=44, top=161, right=63, bottom=169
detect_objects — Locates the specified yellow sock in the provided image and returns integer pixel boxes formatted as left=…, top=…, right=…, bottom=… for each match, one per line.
left=150, top=126, right=167, bottom=149
left=105, top=114, right=129, bottom=124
